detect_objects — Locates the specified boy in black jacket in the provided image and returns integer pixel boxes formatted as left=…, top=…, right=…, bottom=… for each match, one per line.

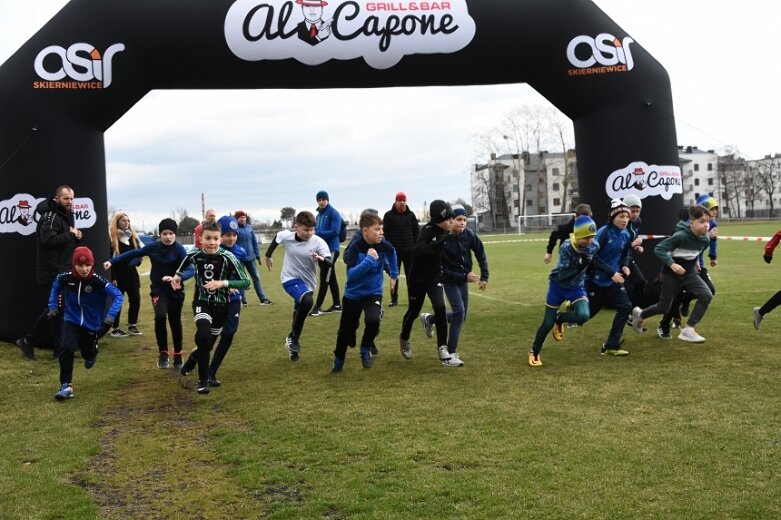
left=544, top=203, right=592, bottom=264
left=398, top=200, right=455, bottom=363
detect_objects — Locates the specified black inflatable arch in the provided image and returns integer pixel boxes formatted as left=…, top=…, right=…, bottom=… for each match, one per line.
left=0, top=0, right=682, bottom=341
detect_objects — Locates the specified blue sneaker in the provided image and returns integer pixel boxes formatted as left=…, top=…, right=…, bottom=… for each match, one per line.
left=360, top=346, right=373, bottom=369
left=54, top=383, right=73, bottom=401
left=331, top=358, right=344, bottom=374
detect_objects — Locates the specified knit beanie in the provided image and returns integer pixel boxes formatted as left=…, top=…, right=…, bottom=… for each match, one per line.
left=158, top=218, right=178, bottom=235
left=316, top=190, right=329, bottom=201
left=622, top=194, right=642, bottom=208
left=451, top=204, right=468, bottom=217
left=607, top=199, right=630, bottom=222
left=234, top=210, right=247, bottom=218
left=430, top=200, right=454, bottom=224
left=72, top=246, right=95, bottom=281
left=395, top=192, right=407, bottom=202
left=572, top=216, right=597, bottom=240
left=696, top=194, right=718, bottom=210
left=217, top=215, right=239, bottom=235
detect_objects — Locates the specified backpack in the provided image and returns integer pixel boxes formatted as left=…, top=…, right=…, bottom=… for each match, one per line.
left=339, top=219, right=348, bottom=242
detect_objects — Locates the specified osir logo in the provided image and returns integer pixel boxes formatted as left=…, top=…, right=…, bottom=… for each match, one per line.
left=33, top=43, right=125, bottom=89
left=566, top=32, right=634, bottom=76
left=224, top=0, right=476, bottom=69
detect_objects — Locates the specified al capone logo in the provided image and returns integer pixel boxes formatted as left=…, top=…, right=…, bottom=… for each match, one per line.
left=224, top=0, right=476, bottom=69
left=33, top=43, right=125, bottom=89
left=566, top=33, right=634, bottom=76
left=0, top=195, right=97, bottom=236
left=605, top=161, right=682, bottom=201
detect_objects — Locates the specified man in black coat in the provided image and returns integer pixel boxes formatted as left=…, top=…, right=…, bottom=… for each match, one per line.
left=382, top=192, right=419, bottom=306
left=16, top=185, right=82, bottom=359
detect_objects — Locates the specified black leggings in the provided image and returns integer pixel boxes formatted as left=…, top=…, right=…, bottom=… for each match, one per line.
left=152, top=292, right=183, bottom=354
left=759, top=290, right=781, bottom=316
left=315, top=251, right=341, bottom=309
left=333, top=295, right=383, bottom=361
left=400, top=280, right=448, bottom=346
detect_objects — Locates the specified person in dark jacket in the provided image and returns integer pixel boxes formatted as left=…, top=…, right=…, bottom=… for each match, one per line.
left=104, top=218, right=193, bottom=369
left=312, top=190, right=344, bottom=315
left=107, top=211, right=143, bottom=337
left=543, top=203, right=592, bottom=264
left=382, top=192, right=420, bottom=305
left=398, top=200, right=456, bottom=363
left=420, top=204, right=489, bottom=367
left=16, top=185, right=82, bottom=359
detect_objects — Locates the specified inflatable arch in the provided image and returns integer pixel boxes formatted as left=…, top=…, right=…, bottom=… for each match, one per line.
left=0, top=0, right=682, bottom=342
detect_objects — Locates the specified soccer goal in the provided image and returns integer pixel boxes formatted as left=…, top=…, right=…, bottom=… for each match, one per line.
left=517, top=213, right=572, bottom=235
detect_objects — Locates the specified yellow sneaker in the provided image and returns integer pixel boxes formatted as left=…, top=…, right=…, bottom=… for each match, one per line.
left=528, top=351, right=542, bottom=367
left=552, top=315, right=564, bottom=342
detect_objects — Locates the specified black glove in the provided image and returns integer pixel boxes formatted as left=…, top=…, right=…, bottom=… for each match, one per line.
left=256, top=257, right=262, bottom=265
left=46, top=309, right=58, bottom=319
left=764, top=254, right=773, bottom=264
left=98, top=316, right=114, bottom=339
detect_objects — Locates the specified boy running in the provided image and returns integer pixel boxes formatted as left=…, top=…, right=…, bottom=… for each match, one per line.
left=265, top=211, right=332, bottom=362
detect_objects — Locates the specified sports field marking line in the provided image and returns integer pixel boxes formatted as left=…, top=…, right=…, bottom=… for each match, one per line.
left=470, top=291, right=535, bottom=306
left=482, top=236, right=773, bottom=245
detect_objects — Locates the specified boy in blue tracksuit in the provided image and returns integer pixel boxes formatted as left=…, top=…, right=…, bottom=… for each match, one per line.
left=331, top=212, right=398, bottom=373
left=51, top=247, right=123, bottom=400
left=181, top=216, right=250, bottom=386
left=529, top=216, right=598, bottom=366
left=586, top=200, right=634, bottom=356
left=103, top=218, right=192, bottom=369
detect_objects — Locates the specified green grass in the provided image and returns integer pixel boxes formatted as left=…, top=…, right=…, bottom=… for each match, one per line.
left=1, top=221, right=780, bottom=519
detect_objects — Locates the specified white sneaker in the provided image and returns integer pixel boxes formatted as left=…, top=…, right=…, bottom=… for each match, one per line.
left=442, top=352, right=464, bottom=367
left=753, top=307, right=763, bottom=330
left=630, top=307, right=645, bottom=333
left=399, top=337, right=412, bottom=359
left=420, top=313, right=434, bottom=338
left=678, top=326, right=705, bottom=343
left=437, top=345, right=451, bottom=361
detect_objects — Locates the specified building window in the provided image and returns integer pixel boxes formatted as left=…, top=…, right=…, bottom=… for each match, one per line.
left=694, top=179, right=700, bottom=186
left=552, top=183, right=560, bottom=191
left=708, top=178, right=714, bottom=186
left=694, top=164, right=700, bottom=171
left=551, top=167, right=560, bottom=176
left=553, top=198, right=560, bottom=206
left=707, top=163, right=713, bottom=171
left=526, top=199, right=533, bottom=207
left=540, top=206, right=546, bottom=213
left=694, top=192, right=700, bottom=200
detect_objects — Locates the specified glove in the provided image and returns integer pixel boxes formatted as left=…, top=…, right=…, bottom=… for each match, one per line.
left=46, top=309, right=58, bottom=319
left=98, top=316, right=114, bottom=338
left=764, top=254, right=773, bottom=264
left=256, top=257, right=262, bottom=265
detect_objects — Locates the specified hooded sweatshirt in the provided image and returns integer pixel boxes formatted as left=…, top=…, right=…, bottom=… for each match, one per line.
left=35, top=197, right=79, bottom=285
left=654, top=220, right=710, bottom=275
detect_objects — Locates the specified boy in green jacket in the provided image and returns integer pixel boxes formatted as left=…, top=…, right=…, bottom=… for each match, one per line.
left=631, top=205, right=712, bottom=342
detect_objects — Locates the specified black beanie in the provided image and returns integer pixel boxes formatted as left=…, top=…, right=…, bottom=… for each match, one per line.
left=429, top=200, right=454, bottom=224
left=159, top=218, right=178, bottom=234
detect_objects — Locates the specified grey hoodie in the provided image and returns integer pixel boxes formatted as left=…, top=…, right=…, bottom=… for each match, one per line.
left=654, top=220, right=709, bottom=274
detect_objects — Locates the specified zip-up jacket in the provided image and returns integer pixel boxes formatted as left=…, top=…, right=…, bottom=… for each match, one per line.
left=655, top=220, right=710, bottom=275
left=111, top=240, right=192, bottom=299
left=343, top=238, right=399, bottom=300
left=382, top=204, right=420, bottom=253
left=221, top=243, right=249, bottom=303
left=442, top=228, right=489, bottom=284
left=550, top=239, right=601, bottom=289
left=35, top=198, right=80, bottom=285
left=408, top=222, right=456, bottom=285
left=316, top=203, right=343, bottom=253
left=236, top=222, right=260, bottom=260
left=588, top=223, right=631, bottom=287
left=49, top=272, right=123, bottom=333
left=545, top=217, right=574, bottom=255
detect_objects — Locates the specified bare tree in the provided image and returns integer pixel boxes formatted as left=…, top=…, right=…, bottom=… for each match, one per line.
left=718, top=154, right=746, bottom=218
left=753, top=158, right=780, bottom=217
left=546, top=109, right=575, bottom=212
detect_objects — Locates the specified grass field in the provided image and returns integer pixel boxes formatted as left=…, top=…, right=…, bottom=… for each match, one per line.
left=1, top=221, right=779, bottom=519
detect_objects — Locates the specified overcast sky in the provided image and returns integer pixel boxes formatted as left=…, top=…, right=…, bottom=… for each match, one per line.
left=1, top=1, right=778, bottom=232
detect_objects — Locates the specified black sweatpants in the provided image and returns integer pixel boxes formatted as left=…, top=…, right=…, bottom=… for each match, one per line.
left=333, top=295, right=383, bottom=362
left=400, top=279, right=448, bottom=346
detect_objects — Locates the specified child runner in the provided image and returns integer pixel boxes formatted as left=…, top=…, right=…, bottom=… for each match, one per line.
left=264, top=211, right=332, bottom=362
left=420, top=204, right=489, bottom=367
left=622, top=194, right=647, bottom=310
left=181, top=215, right=250, bottom=386
left=398, top=199, right=456, bottom=363
left=104, top=218, right=192, bottom=369
left=753, top=229, right=781, bottom=329
left=107, top=211, right=143, bottom=337
left=543, top=203, right=592, bottom=264
left=678, top=194, right=719, bottom=317
left=331, top=212, right=398, bottom=373
left=586, top=200, right=633, bottom=356
left=631, top=205, right=712, bottom=342
left=529, top=216, right=598, bottom=366
left=172, top=221, right=250, bottom=394
left=52, top=247, right=123, bottom=400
